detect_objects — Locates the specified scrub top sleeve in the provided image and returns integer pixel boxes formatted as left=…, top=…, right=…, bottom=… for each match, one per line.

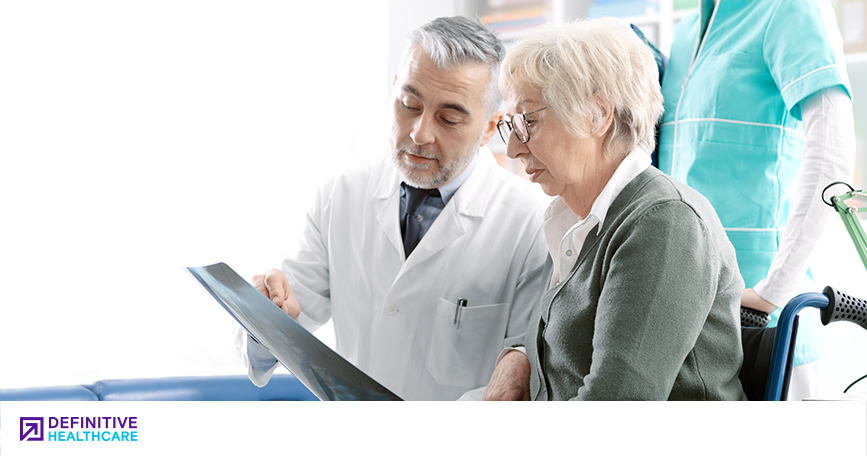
left=764, top=0, right=851, bottom=120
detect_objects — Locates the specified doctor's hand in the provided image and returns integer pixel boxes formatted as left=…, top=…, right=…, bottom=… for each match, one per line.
left=252, top=269, right=301, bottom=320
left=741, top=288, right=778, bottom=314
left=483, top=350, right=530, bottom=401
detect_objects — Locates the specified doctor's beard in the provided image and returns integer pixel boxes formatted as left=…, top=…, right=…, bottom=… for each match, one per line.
left=391, top=137, right=481, bottom=189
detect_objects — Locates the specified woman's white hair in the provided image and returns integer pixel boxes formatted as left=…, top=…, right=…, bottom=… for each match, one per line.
left=499, top=18, right=663, bottom=159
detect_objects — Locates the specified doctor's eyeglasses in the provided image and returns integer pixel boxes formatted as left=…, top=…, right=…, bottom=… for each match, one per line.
left=497, top=107, right=548, bottom=145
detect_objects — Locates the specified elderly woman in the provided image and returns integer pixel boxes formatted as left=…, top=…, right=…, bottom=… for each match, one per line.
left=484, top=18, right=747, bottom=400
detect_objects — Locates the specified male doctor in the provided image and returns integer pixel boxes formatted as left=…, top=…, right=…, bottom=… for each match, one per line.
left=233, top=16, right=548, bottom=400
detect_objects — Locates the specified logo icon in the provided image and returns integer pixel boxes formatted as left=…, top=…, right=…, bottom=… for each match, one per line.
left=20, top=417, right=44, bottom=441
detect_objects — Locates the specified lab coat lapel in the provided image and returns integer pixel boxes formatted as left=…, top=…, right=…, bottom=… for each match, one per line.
left=373, top=163, right=405, bottom=259
left=399, top=148, right=495, bottom=274
left=401, top=202, right=465, bottom=272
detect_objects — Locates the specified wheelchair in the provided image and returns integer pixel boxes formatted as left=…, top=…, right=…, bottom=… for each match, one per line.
left=739, top=286, right=867, bottom=400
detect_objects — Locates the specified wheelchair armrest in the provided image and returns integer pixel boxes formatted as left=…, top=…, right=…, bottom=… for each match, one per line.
left=741, top=307, right=771, bottom=328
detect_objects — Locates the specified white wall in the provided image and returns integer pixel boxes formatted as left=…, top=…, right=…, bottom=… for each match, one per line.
left=386, top=0, right=457, bottom=97
left=0, top=0, right=387, bottom=388
left=808, top=218, right=867, bottom=396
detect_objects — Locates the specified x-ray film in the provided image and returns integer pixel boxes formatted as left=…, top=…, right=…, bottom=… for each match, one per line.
left=187, top=262, right=402, bottom=401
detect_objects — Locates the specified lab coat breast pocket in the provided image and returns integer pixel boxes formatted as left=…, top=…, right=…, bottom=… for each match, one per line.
left=428, top=298, right=510, bottom=388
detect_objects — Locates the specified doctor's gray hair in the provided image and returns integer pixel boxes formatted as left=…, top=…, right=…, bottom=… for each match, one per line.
left=499, top=18, right=664, bottom=159
left=404, top=16, right=505, bottom=116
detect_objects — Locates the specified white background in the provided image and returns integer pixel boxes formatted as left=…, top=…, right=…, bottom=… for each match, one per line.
left=1, top=0, right=866, bottom=400
left=0, top=0, right=387, bottom=388
left=2, top=401, right=866, bottom=454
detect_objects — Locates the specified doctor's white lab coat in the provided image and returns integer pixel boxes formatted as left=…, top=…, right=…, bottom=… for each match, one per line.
left=235, top=148, right=548, bottom=400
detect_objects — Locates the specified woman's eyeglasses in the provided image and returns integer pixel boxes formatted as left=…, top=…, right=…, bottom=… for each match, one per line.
left=497, top=107, right=548, bottom=145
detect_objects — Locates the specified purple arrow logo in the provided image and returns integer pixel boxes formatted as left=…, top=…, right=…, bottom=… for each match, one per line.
left=20, top=417, right=44, bottom=441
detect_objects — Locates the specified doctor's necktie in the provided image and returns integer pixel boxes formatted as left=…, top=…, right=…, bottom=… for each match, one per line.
left=401, top=183, right=443, bottom=258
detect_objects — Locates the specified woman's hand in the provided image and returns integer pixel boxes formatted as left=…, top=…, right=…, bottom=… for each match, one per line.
left=483, top=350, right=531, bottom=401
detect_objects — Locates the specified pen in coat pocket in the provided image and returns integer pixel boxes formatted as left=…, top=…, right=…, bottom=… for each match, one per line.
left=454, top=298, right=467, bottom=329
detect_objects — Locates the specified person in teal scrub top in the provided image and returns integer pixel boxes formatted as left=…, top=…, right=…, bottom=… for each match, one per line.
left=658, top=0, right=856, bottom=400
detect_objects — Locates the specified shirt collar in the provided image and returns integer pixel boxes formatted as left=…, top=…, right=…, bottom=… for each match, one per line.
left=587, top=147, right=650, bottom=232
left=434, top=151, right=478, bottom=206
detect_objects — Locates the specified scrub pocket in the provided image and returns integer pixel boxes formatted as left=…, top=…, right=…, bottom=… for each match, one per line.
left=427, top=298, right=510, bottom=388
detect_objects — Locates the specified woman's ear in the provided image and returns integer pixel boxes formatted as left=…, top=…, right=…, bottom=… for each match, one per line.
left=592, top=94, right=615, bottom=138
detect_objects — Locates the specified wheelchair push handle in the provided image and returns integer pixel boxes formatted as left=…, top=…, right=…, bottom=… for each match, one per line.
left=822, top=286, right=867, bottom=331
